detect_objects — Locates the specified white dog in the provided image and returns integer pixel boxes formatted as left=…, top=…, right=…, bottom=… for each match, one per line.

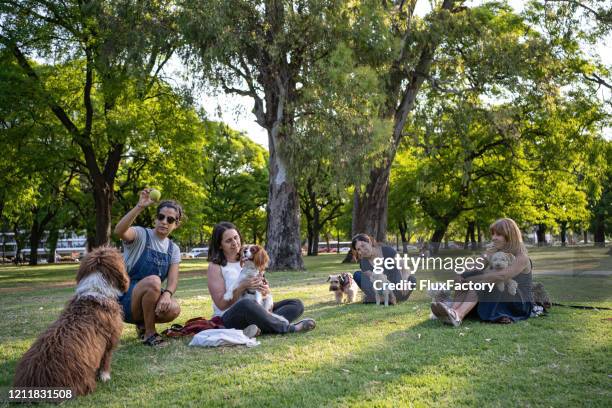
left=489, top=252, right=517, bottom=295
left=372, top=273, right=396, bottom=307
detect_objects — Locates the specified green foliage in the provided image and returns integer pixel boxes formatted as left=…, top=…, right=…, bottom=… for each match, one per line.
left=198, top=124, right=268, bottom=245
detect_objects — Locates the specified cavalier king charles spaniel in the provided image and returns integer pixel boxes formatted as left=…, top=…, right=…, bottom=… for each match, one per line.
left=223, top=245, right=288, bottom=323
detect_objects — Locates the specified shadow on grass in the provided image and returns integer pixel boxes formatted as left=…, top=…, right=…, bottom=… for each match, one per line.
left=4, top=301, right=611, bottom=407
left=3, top=251, right=611, bottom=407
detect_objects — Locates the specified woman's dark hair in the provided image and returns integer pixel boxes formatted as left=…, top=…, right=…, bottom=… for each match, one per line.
left=156, top=200, right=186, bottom=224
left=350, top=233, right=377, bottom=260
left=351, top=233, right=375, bottom=251
left=208, top=221, right=242, bottom=266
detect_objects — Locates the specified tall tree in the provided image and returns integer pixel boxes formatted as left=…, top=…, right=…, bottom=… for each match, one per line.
left=346, top=0, right=459, bottom=241
left=0, top=0, right=180, bottom=247
left=180, top=0, right=353, bottom=269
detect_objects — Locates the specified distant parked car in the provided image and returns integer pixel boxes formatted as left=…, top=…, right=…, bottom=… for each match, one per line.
left=188, top=247, right=209, bottom=258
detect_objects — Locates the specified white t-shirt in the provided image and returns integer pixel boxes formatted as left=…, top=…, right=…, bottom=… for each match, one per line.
left=123, top=227, right=181, bottom=273
left=212, top=261, right=242, bottom=317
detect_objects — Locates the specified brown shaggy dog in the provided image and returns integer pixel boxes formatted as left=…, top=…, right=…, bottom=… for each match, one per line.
left=13, top=246, right=129, bottom=396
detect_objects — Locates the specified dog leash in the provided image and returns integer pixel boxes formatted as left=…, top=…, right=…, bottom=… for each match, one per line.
left=551, top=302, right=612, bottom=311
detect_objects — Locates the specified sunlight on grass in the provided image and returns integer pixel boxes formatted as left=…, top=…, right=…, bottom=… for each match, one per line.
left=0, top=249, right=610, bottom=407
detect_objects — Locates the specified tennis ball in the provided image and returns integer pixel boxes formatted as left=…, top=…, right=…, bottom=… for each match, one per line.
left=149, top=189, right=161, bottom=202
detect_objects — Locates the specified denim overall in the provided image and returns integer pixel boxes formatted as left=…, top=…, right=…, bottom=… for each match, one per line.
left=119, top=230, right=173, bottom=323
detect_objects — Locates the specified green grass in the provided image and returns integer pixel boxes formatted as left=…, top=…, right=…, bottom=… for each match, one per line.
left=1, top=250, right=611, bottom=407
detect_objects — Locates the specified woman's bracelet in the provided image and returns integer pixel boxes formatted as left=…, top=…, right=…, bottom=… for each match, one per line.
left=162, top=289, right=174, bottom=297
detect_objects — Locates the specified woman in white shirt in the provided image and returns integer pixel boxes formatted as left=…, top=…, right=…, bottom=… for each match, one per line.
left=206, top=222, right=315, bottom=334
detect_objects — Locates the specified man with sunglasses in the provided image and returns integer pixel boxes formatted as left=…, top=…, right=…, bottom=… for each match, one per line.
left=114, top=189, right=184, bottom=347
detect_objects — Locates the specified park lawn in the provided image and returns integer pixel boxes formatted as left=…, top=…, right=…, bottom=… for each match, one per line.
left=0, top=259, right=210, bottom=290
left=0, top=252, right=611, bottom=407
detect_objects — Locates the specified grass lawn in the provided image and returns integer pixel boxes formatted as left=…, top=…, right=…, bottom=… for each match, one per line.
left=0, top=249, right=611, bottom=407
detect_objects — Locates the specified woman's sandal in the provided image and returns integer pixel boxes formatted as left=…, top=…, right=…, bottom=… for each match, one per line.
left=142, top=333, right=168, bottom=348
left=135, top=324, right=146, bottom=340
left=431, top=302, right=462, bottom=327
left=495, top=316, right=513, bottom=324
left=289, top=318, right=316, bottom=333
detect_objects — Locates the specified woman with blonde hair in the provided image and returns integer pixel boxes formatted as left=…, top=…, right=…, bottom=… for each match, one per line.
left=431, top=218, right=533, bottom=326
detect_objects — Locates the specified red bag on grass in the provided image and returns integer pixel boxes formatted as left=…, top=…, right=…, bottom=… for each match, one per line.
left=161, top=316, right=224, bottom=337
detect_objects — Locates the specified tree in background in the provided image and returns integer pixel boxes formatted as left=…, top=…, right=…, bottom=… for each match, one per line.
left=199, top=124, right=268, bottom=245
left=180, top=0, right=361, bottom=269
left=1, top=0, right=180, bottom=247
left=590, top=141, right=611, bottom=246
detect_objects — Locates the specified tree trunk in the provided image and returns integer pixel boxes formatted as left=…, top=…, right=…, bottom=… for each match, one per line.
left=583, top=230, right=588, bottom=244
left=559, top=221, right=567, bottom=247
left=593, top=213, right=605, bottom=247
left=92, top=178, right=114, bottom=247
left=312, top=228, right=320, bottom=256
left=28, top=208, right=56, bottom=266
left=477, top=223, right=482, bottom=249
left=46, top=227, right=59, bottom=263
left=312, top=206, right=321, bottom=256
left=464, top=222, right=471, bottom=250
left=398, top=220, right=409, bottom=254
left=469, top=221, right=477, bottom=250
left=28, top=220, right=42, bottom=266
left=265, top=130, right=303, bottom=270
left=352, top=165, right=391, bottom=242
left=306, top=227, right=314, bottom=256
left=430, top=225, right=448, bottom=255
left=537, top=224, right=547, bottom=246
left=12, top=223, right=26, bottom=265
left=342, top=190, right=361, bottom=263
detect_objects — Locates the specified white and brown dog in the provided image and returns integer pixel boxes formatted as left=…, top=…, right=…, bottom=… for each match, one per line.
left=224, top=245, right=288, bottom=323
left=13, top=246, right=129, bottom=396
left=489, top=251, right=517, bottom=295
left=327, top=273, right=358, bottom=304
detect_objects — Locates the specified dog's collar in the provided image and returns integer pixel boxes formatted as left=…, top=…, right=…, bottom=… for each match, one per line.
left=340, top=273, right=353, bottom=289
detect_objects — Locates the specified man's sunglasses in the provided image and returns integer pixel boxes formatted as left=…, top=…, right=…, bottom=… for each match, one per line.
left=156, top=213, right=177, bottom=224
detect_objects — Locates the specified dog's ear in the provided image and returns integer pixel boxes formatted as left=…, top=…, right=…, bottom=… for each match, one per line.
left=252, top=247, right=269, bottom=271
